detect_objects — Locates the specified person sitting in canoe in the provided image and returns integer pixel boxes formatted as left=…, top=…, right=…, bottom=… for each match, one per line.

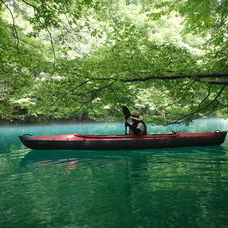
left=125, top=110, right=147, bottom=135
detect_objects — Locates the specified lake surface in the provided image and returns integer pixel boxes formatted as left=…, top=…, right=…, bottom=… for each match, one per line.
left=0, top=118, right=228, bottom=228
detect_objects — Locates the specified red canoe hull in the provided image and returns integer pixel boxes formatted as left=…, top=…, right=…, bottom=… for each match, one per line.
left=19, top=131, right=227, bottom=150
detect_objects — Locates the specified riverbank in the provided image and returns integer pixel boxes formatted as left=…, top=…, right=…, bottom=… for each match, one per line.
left=0, top=116, right=96, bottom=126
left=0, top=113, right=226, bottom=126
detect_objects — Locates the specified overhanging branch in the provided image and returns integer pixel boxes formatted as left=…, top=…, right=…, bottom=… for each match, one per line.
left=89, top=72, right=228, bottom=85
left=121, top=72, right=228, bottom=83
left=1, top=0, right=19, bottom=49
left=171, top=86, right=226, bottom=124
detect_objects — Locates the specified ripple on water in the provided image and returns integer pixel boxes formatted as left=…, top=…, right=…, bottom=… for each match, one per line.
left=0, top=120, right=228, bottom=228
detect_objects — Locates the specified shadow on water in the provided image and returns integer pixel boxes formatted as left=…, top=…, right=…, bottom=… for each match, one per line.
left=20, top=145, right=227, bottom=168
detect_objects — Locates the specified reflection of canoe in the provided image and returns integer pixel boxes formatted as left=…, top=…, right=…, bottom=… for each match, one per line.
left=19, top=131, right=227, bottom=150
left=20, top=144, right=226, bottom=169
left=20, top=150, right=80, bottom=168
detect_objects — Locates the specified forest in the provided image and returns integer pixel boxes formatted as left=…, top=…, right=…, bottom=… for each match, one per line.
left=0, top=0, right=227, bottom=124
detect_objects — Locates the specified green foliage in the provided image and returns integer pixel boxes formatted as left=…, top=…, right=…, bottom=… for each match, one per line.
left=0, top=15, right=51, bottom=120
left=0, top=0, right=227, bottom=123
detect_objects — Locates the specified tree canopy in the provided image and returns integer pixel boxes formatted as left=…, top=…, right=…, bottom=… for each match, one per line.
left=0, top=0, right=227, bottom=124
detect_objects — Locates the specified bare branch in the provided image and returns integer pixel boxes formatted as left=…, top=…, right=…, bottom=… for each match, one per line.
left=171, top=86, right=226, bottom=123
left=1, top=0, right=19, bottom=49
left=79, top=82, right=115, bottom=104
left=208, top=80, right=228, bottom=85
left=86, top=72, right=228, bottom=85
left=51, top=80, right=91, bottom=107
left=20, top=0, right=37, bottom=9
left=21, top=0, right=56, bottom=73
left=121, top=72, right=228, bottom=82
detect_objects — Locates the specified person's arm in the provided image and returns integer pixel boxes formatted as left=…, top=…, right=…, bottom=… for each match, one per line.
left=135, top=123, right=145, bottom=135
left=125, top=122, right=138, bottom=134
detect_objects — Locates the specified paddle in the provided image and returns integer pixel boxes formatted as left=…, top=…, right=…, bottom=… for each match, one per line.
left=122, top=106, right=131, bottom=135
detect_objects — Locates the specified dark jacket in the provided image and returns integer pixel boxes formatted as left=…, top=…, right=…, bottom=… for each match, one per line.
left=129, top=120, right=147, bottom=135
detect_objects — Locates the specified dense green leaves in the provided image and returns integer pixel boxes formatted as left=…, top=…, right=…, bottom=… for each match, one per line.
left=0, top=0, right=227, bottom=123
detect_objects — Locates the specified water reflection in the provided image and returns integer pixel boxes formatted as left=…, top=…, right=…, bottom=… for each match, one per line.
left=4, top=150, right=228, bottom=227
left=20, top=145, right=227, bottom=169
left=1, top=119, right=228, bottom=227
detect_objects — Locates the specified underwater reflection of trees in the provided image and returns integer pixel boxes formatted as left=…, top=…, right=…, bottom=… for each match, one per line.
left=19, top=145, right=228, bottom=227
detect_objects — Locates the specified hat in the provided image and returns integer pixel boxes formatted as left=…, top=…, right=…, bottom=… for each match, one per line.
left=130, top=110, right=142, bottom=121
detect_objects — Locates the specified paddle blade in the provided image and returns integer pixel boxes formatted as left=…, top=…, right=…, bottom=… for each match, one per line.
left=122, top=106, right=131, bottom=120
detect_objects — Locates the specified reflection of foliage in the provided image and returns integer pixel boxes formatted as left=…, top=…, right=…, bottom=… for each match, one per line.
left=1, top=143, right=228, bottom=227
left=0, top=0, right=227, bottom=123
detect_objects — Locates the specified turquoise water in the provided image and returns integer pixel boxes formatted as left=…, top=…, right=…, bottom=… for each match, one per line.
left=0, top=118, right=228, bottom=228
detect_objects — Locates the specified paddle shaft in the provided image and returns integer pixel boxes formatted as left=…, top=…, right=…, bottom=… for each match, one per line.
left=125, top=118, right=128, bottom=135
left=122, top=106, right=131, bottom=135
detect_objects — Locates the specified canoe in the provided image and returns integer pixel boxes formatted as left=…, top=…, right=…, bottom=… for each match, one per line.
left=19, top=131, right=227, bottom=150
